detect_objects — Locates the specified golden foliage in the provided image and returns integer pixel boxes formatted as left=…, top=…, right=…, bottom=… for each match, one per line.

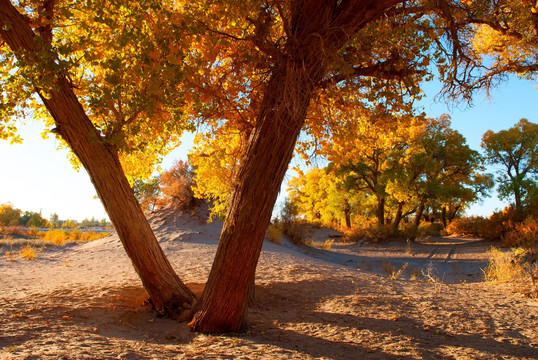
left=18, top=244, right=39, bottom=261
left=266, top=224, right=283, bottom=245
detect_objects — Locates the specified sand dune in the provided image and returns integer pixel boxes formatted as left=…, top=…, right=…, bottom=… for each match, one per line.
left=1, top=210, right=537, bottom=359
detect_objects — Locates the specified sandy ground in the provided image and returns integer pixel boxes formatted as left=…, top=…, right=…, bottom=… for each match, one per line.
left=1, top=211, right=537, bottom=359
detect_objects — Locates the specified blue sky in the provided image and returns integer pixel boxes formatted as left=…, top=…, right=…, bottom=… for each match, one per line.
left=0, top=75, right=535, bottom=221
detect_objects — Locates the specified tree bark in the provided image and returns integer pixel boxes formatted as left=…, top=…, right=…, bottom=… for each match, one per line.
left=343, top=199, right=352, bottom=229
left=392, top=201, right=404, bottom=232
left=0, top=0, right=196, bottom=319
left=441, top=206, right=447, bottom=229
left=376, top=196, right=385, bottom=227
left=413, top=202, right=425, bottom=229
left=189, top=59, right=323, bottom=333
left=189, top=0, right=404, bottom=333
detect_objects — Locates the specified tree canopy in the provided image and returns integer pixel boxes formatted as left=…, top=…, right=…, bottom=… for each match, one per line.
left=2, top=0, right=537, bottom=334
left=482, top=118, right=538, bottom=213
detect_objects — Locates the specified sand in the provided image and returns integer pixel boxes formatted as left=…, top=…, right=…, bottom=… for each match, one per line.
left=1, top=211, right=537, bottom=359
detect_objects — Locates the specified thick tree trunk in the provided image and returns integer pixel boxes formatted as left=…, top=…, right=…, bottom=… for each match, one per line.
left=343, top=199, right=352, bottom=229
left=189, top=0, right=403, bottom=333
left=392, top=201, right=404, bottom=232
left=0, top=0, right=196, bottom=319
left=441, top=206, right=447, bottom=229
left=414, top=202, right=425, bottom=229
left=189, top=62, right=322, bottom=333
left=376, top=196, right=385, bottom=227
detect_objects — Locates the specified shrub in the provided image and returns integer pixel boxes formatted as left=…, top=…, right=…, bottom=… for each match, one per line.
left=342, top=227, right=367, bottom=242
left=19, top=244, right=39, bottom=260
left=446, top=216, right=488, bottom=237
left=343, top=223, right=398, bottom=243
left=43, top=229, right=68, bottom=245
left=365, top=224, right=397, bottom=242
left=275, top=219, right=308, bottom=244
left=502, top=217, right=538, bottom=249
left=445, top=209, right=521, bottom=241
left=484, top=247, right=537, bottom=297
left=321, top=238, right=334, bottom=250
left=266, top=224, right=283, bottom=245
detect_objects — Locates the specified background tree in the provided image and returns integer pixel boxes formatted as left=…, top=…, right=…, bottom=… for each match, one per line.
left=0, top=203, right=21, bottom=226
left=49, top=213, right=59, bottom=228
left=187, top=0, right=504, bottom=333
left=157, top=160, right=201, bottom=212
left=133, top=177, right=161, bottom=215
left=391, top=116, right=488, bottom=230
left=288, top=167, right=363, bottom=229
left=20, top=210, right=47, bottom=227
left=481, top=118, right=538, bottom=215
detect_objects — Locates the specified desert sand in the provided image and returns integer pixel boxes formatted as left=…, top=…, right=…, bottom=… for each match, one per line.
left=1, top=210, right=537, bottom=359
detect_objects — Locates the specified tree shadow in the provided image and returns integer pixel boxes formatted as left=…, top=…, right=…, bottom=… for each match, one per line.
left=248, top=278, right=537, bottom=359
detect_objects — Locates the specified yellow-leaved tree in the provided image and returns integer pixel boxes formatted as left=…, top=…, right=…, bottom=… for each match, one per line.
left=0, top=0, right=197, bottom=318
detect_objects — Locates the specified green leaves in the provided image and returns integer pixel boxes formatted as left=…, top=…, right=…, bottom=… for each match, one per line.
left=481, top=119, right=538, bottom=211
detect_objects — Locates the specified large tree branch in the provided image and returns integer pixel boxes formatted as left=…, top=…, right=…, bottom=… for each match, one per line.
left=323, top=53, right=426, bottom=86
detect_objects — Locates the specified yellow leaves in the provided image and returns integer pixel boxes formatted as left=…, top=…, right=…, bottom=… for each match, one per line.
left=190, top=131, right=246, bottom=219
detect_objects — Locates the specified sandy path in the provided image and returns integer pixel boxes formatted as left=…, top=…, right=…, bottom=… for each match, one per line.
left=1, top=213, right=537, bottom=359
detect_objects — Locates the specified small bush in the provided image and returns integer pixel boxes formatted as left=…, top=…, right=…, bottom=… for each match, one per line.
left=321, top=238, right=334, bottom=251
left=43, top=229, right=68, bottom=245
left=276, top=220, right=308, bottom=244
left=484, top=247, right=537, bottom=297
left=4, top=251, right=16, bottom=261
left=342, top=227, right=367, bottom=242
left=266, top=224, right=283, bottom=244
left=503, top=217, right=538, bottom=249
left=19, top=244, right=39, bottom=260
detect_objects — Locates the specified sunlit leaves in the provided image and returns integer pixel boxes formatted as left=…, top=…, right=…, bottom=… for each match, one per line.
left=481, top=118, right=538, bottom=210
left=1, top=0, right=193, bottom=179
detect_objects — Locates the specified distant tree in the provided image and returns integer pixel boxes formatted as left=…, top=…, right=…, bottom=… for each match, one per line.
left=481, top=119, right=538, bottom=214
left=394, top=116, right=488, bottom=230
left=49, top=213, right=59, bottom=228
left=158, top=160, right=201, bottom=212
left=20, top=211, right=47, bottom=227
left=289, top=167, right=364, bottom=229
left=0, top=203, right=21, bottom=226
left=133, top=177, right=161, bottom=215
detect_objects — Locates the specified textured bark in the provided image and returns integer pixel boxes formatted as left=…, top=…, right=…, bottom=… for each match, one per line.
left=343, top=199, right=352, bottom=229
left=393, top=201, right=404, bottom=232
left=441, top=206, right=447, bottom=228
left=0, top=0, right=196, bottom=319
left=414, top=202, right=426, bottom=229
left=190, top=0, right=404, bottom=334
left=376, top=196, right=385, bottom=226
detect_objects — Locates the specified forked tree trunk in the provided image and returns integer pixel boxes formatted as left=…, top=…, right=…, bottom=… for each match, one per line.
left=189, top=60, right=323, bottom=333
left=0, top=0, right=196, bottom=319
left=189, top=0, right=403, bottom=333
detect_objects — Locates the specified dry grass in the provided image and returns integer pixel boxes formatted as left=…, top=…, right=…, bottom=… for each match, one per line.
left=381, top=261, right=408, bottom=280
left=18, top=244, right=39, bottom=260
left=483, top=247, right=537, bottom=297
left=483, top=247, right=527, bottom=283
